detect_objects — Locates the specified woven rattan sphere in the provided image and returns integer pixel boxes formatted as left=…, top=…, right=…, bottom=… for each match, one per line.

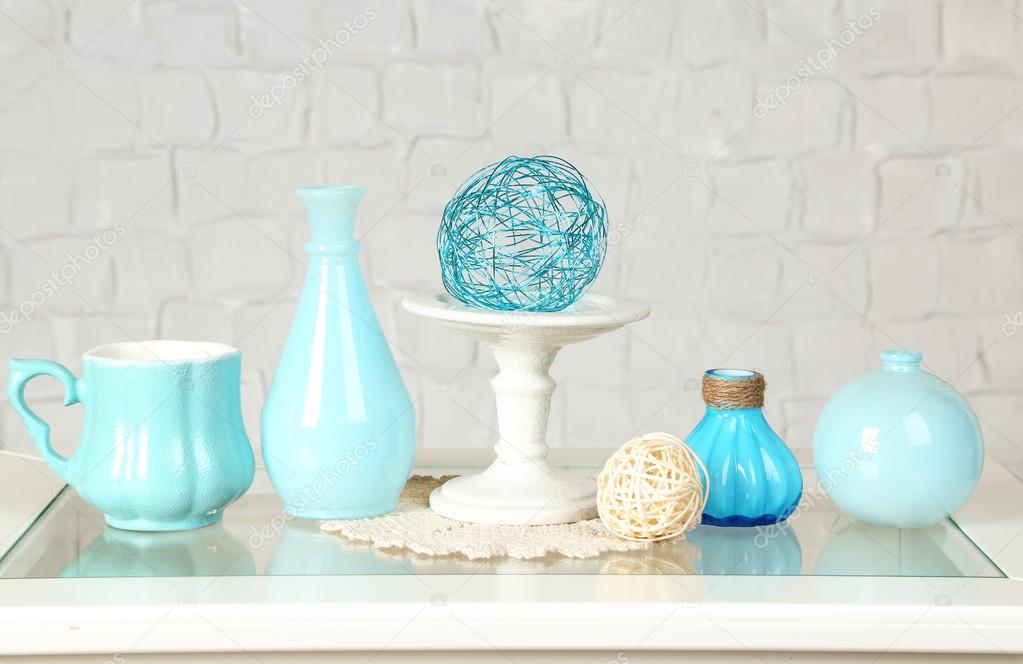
left=437, top=155, right=607, bottom=312
left=597, top=433, right=709, bottom=542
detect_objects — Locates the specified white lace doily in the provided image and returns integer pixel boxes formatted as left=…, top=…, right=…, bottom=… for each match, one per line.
left=321, top=475, right=652, bottom=560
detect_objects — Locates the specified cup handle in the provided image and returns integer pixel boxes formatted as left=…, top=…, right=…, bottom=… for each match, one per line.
left=7, top=358, right=80, bottom=482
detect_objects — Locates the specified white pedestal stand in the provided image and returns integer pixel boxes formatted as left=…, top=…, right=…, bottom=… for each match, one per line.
left=402, top=293, right=650, bottom=525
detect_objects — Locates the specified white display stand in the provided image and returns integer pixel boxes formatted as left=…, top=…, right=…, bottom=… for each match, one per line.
left=402, top=292, right=650, bottom=525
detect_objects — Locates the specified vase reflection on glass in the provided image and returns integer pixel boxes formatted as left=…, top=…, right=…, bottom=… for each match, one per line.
left=685, top=369, right=802, bottom=527
left=687, top=523, right=802, bottom=575
left=261, top=186, right=416, bottom=520
left=266, top=521, right=410, bottom=576
left=814, top=521, right=965, bottom=577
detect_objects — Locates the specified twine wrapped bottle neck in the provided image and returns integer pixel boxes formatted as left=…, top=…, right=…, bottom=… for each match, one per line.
left=701, top=370, right=765, bottom=409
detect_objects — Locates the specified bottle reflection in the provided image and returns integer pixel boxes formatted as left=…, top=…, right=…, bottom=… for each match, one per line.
left=265, top=519, right=411, bottom=576
left=60, top=523, right=255, bottom=578
left=687, top=522, right=803, bottom=575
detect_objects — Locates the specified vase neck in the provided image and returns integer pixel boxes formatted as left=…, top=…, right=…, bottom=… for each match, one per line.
left=880, top=349, right=922, bottom=373
left=297, top=185, right=365, bottom=256
left=702, top=368, right=765, bottom=409
left=704, top=405, right=764, bottom=418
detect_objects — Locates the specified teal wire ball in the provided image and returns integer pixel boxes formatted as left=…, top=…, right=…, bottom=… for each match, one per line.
left=437, top=155, right=608, bottom=312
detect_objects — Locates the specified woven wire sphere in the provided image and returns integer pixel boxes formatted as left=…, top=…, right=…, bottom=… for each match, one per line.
left=437, top=155, right=608, bottom=312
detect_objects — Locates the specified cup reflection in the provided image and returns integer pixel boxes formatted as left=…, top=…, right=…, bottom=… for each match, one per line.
left=59, top=523, right=255, bottom=578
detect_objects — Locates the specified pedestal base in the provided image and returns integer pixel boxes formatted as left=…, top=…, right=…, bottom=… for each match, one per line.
left=429, top=460, right=596, bottom=525
left=403, top=292, right=649, bottom=525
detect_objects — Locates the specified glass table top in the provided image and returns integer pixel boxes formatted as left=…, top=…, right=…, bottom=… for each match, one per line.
left=0, top=467, right=1004, bottom=579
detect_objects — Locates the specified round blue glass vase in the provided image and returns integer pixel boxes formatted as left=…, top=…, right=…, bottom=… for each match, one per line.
left=813, top=350, right=984, bottom=528
left=686, top=369, right=803, bottom=527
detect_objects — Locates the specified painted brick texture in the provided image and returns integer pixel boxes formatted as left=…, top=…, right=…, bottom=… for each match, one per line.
left=1, top=0, right=1022, bottom=477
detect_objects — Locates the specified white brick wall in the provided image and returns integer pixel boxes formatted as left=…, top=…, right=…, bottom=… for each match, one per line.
left=2, top=0, right=1023, bottom=476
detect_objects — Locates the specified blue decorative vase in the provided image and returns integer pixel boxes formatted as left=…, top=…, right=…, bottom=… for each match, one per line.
left=813, top=350, right=983, bottom=528
left=686, top=369, right=802, bottom=527
left=261, top=186, right=416, bottom=520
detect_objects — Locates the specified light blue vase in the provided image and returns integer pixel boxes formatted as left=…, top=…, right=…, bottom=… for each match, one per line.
left=261, top=186, right=416, bottom=520
left=813, top=350, right=984, bottom=528
left=686, top=369, right=803, bottom=527
left=8, top=341, right=255, bottom=531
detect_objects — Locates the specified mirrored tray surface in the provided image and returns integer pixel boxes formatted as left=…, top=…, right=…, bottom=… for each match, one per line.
left=0, top=465, right=1003, bottom=579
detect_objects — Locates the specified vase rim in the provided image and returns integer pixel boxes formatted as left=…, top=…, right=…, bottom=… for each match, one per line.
left=296, top=185, right=366, bottom=199
left=85, top=340, right=239, bottom=364
left=704, top=368, right=760, bottom=380
left=880, top=349, right=922, bottom=372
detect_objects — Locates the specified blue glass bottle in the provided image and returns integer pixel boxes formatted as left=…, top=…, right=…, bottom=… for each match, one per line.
left=685, top=369, right=802, bottom=527
left=261, top=186, right=416, bottom=519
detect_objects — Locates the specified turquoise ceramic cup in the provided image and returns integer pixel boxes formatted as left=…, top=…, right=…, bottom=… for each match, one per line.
left=813, top=350, right=984, bottom=528
left=8, top=341, right=255, bottom=531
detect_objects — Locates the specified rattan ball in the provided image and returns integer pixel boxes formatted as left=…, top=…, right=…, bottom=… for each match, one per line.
left=597, top=432, right=709, bottom=542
